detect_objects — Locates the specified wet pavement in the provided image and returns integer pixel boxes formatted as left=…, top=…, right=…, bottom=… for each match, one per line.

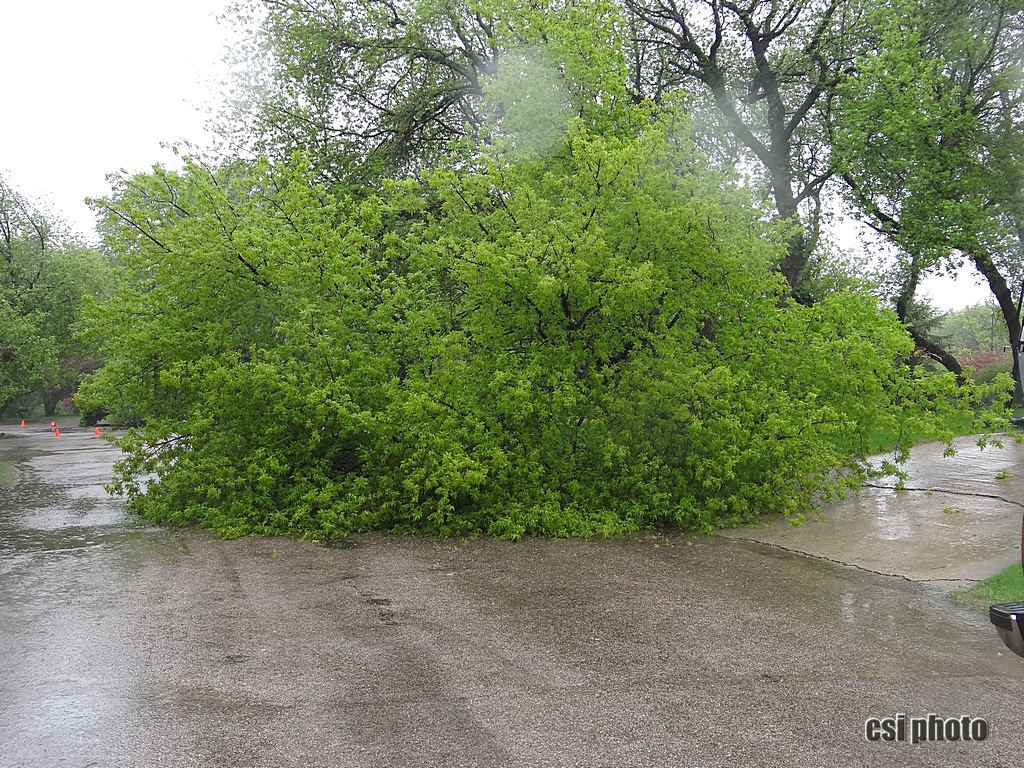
left=2, top=421, right=1024, bottom=767
left=719, top=435, right=1024, bottom=586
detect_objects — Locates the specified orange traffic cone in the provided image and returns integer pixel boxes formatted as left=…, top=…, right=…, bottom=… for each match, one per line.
left=54, top=428, right=61, bottom=437
left=20, top=420, right=26, bottom=428
left=94, top=427, right=101, bottom=436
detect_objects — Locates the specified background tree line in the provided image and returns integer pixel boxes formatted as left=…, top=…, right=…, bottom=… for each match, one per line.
left=0, top=174, right=109, bottom=419
left=8, top=0, right=1018, bottom=539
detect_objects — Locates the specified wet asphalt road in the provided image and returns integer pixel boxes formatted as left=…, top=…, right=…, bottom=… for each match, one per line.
left=2, top=423, right=1024, bottom=767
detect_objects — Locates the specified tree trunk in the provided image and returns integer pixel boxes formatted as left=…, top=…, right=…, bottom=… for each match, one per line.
left=971, top=250, right=1024, bottom=404
left=42, top=389, right=62, bottom=418
left=894, top=258, right=964, bottom=378
left=909, top=328, right=964, bottom=377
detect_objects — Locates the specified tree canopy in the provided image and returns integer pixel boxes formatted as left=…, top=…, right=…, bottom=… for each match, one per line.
left=78, top=107, right=1006, bottom=539
left=833, top=0, right=1024, bottom=397
left=0, top=174, right=109, bottom=417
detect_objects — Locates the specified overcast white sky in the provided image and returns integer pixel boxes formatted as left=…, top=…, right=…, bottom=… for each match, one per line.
left=910, top=264, right=992, bottom=311
left=0, top=1, right=234, bottom=239
left=0, top=1, right=994, bottom=311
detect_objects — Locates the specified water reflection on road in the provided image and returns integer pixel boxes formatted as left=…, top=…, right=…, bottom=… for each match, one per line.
left=2, top=424, right=1024, bottom=768
left=720, top=436, right=1024, bottom=584
left=1, top=425, right=174, bottom=765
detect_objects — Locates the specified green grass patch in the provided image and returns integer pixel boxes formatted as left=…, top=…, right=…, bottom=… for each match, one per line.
left=953, top=563, right=1024, bottom=610
left=849, top=406, right=1016, bottom=457
left=0, top=461, right=17, bottom=488
left=832, top=409, right=989, bottom=458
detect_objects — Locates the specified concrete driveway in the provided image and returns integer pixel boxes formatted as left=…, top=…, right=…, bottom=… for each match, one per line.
left=719, top=435, right=1024, bottom=586
left=2, top=423, right=1023, bottom=767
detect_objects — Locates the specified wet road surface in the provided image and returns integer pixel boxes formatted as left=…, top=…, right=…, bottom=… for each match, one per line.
left=2, top=422, right=1024, bottom=767
left=720, top=435, right=1024, bottom=586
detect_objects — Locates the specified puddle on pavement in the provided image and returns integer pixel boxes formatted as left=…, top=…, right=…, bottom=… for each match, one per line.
left=0, top=427, right=172, bottom=606
left=719, top=434, right=1024, bottom=583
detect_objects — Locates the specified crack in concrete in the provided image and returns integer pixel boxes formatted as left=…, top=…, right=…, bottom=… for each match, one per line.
left=733, top=537, right=981, bottom=585
left=862, top=483, right=1024, bottom=511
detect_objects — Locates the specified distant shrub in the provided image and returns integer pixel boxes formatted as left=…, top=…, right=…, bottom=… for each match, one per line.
left=974, top=360, right=1014, bottom=385
left=961, top=349, right=1010, bottom=372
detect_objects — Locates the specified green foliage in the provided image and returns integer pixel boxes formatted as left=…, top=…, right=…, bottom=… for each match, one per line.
left=937, top=301, right=1010, bottom=355
left=220, top=0, right=631, bottom=185
left=834, top=0, right=1019, bottom=258
left=624, top=0, right=874, bottom=294
left=0, top=174, right=110, bottom=416
left=834, top=0, right=1024, bottom=394
left=0, top=299, right=53, bottom=409
left=954, top=563, right=1024, bottom=611
left=79, top=114, right=1007, bottom=540
left=976, top=361, right=1014, bottom=385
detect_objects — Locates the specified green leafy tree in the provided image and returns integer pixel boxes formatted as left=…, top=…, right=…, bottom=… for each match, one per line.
left=938, top=301, right=1011, bottom=355
left=833, top=0, right=1024, bottom=398
left=621, top=0, right=870, bottom=297
left=218, top=0, right=628, bottom=186
left=78, top=109, right=1002, bottom=540
left=0, top=301, right=51, bottom=414
left=0, top=174, right=108, bottom=417
left=79, top=153, right=414, bottom=534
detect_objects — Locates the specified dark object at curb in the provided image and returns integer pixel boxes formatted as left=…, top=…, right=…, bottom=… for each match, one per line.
left=1011, top=417, right=1024, bottom=429
left=990, top=603, right=1024, bottom=658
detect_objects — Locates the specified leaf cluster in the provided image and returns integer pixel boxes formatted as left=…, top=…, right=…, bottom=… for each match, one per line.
left=0, top=174, right=110, bottom=414
left=78, top=117, right=1006, bottom=540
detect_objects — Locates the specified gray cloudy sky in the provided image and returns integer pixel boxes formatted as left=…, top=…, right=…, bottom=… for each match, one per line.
left=1, top=0, right=233, bottom=238
left=0, top=1, right=992, bottom=310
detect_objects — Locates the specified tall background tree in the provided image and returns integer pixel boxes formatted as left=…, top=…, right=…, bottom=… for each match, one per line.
left=0, top=173, right=109, bottom=418
left=620, top=0, right=868, bottom=296
left=939, top=301, right=1011, bottom=357
left=833, top=0, right=1024, bottom=398
left=218, top=0, right=628, bottom=187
